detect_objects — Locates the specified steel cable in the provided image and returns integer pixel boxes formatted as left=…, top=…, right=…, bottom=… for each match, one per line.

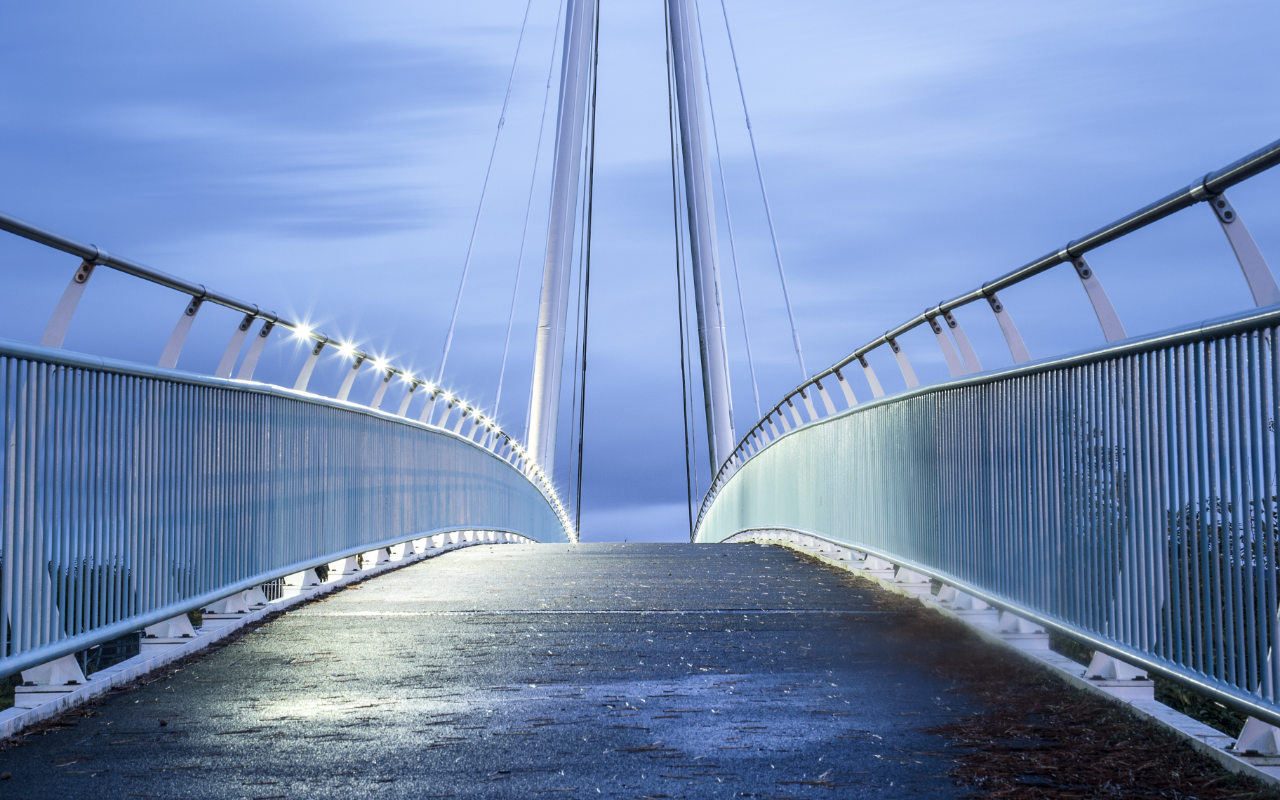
left=715, top=0, right=807, bottom=380
left=692, top=0, right=762, bottom=420
left=437, top=0, right=537, bottom=383
left=494, top=0, right=566, bottom=422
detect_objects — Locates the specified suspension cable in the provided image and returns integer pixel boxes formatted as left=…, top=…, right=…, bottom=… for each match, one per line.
left=494, top=0, right=566, bottom=421
left=692, top=0, right=762, bottom=420
left=665, top=0, right=696, bottom=538
left=714, top=0, right=807, bottom=380
left=572, top=0, right=602, bottom=536
left=437, top=0, right=536, bottom=383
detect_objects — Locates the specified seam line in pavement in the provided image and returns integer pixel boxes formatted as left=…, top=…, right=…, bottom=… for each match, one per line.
left=304, top=609, right=885, bottom=616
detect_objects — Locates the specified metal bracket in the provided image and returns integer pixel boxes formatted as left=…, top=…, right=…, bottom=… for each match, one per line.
left=440, top=399, right=459, bottom=429
left=158, top=294, right=205, bottom=369
left=785, top=399, right=803, bottom=429
left=370, top=369, right=394, bottom=409
left=799, top=390, right=819, bottom=422
left=396, top=381, right=420, bottom=416
left=1208, top=192, right=1280, bottom=307
left=942, top=309, right=982, bottom=373
left=419, top=390, right=441, bottom=424
left=887, top=336, right=919, bottom=388
left=1071, top=256, right=1126, bottom=342
left=235, top=319, right=274, bottom=380
left=292, top=338, right=326, bottom=392
left=40, top=259, right=97, bottom=348
left=814, top=379, right=837, bottom=415
left=1209, top=192, right=1238, bottom=223
left=985, top=290, right=1030, bottom=364
left=215, top=312, right=257, bottom=378
left=437, top=400, right=456, bottom=429
left=833, top=368, right=858, bottom=407
left=857, top=355, right=885, bottom=399
left=336, top=355, right=366, bottom=401
left=926, top=314, right=965, bottom=377
left=764, top=417, right=780, bottom=440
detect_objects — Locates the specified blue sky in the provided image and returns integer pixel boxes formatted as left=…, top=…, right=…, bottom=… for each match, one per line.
left=2, top=2, right=1279, bottom=541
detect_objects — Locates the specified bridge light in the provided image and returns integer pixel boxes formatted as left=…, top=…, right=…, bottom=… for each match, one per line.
left=372, top=356, right=389, bottom=373
left=292, top=323, right=314, bottom=341
left=336, top=341, right=356, bottom=359
left=400, top=371, right=415, bottom=383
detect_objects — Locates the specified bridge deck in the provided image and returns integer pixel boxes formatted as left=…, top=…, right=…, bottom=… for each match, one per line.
left=0, top=543, right=1264, bottom=798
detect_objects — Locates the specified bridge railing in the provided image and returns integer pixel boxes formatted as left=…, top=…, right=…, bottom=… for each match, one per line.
left=0, top=211, right=571, bottom=531
left=697, top=138, right=1280, bottom=725
left=0, top=338, right=571, bottom=678
left=700, top=137, right=1280, bottom=530
left=697, top=303, right=1280, bottom=726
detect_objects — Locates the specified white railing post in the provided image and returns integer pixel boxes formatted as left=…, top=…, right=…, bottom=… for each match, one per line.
left=858, top=355, right=885, bottom=399
left=336, top=355, right=366, bottom=401
left=158, top=294, right=204, bottom=369
left=293, top=339, right=326, bottom=391
left=942, top=309, right=982, bottom=373
left=41, top=259, right=96, bottom=348
left=215, top=313, right=257, bottom=378
left=887, top=336, right=919, bottom=388
left=1208, top=192, right=1280, bottom=307
left=926, top=314, right=965, bottom=377
left=235, top=319, right=275, bottom=380
left=1070, top=256, right=1127, bottom=342
left=985, top=291, right=1030, bottom=364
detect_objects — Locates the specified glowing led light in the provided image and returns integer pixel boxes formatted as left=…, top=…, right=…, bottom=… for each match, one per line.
left=443, top=392, right=455, bottom=405
left=292, top=323, right=314, bottom=341
left=336, top=341, right=356, bottom=359
left=401, top=371, right=415, bottom=383
left=372, top=357, right=390, bottom=373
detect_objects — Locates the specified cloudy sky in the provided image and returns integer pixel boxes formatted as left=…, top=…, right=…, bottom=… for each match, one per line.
left=2, top=2, right=1278, bottom=541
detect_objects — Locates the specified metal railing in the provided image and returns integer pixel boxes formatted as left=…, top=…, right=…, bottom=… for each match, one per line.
left=0, top=339, right=571, bottom=678
left=696, top=303, right=1280, bottom=725
left=699, top=137, right=1280, bottom=530
left=0, top=211, right=573, bottom=534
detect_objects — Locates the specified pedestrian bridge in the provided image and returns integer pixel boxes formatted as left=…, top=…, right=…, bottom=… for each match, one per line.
left=3, top=48, right=1280, bottom=800
left=0, top=543, right=1259, bottom=798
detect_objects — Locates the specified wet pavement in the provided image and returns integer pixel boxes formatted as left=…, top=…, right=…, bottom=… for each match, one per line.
left=0, top=542, right=988, bottom=798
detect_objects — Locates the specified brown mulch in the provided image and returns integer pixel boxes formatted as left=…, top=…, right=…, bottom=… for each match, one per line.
left=854, top=581, right=1280, bottom=799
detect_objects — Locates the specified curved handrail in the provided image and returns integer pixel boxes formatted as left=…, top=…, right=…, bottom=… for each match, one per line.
left=699, top=137, right=1280, bottom=531
left=0, top=210, right=575, bottom=537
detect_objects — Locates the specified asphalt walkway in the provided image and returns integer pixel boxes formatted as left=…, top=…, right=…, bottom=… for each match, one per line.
left=0, top=543, right=1004, bottom=798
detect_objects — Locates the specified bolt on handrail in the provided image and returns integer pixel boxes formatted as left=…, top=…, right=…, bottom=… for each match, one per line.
left=698, top=137, right=1280, bottom=533
left=0, top=210, right=575, bottom=539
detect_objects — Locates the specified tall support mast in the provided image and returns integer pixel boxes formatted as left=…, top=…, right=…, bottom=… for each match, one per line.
left=666, top=0, right=736, bottom=472
left=526, top=0, right=597, bottom=476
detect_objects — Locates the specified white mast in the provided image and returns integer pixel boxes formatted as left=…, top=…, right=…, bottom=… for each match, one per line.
left=666, top=0, right=736, bottom=472
left=526, top=0, right=597, bottom=477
